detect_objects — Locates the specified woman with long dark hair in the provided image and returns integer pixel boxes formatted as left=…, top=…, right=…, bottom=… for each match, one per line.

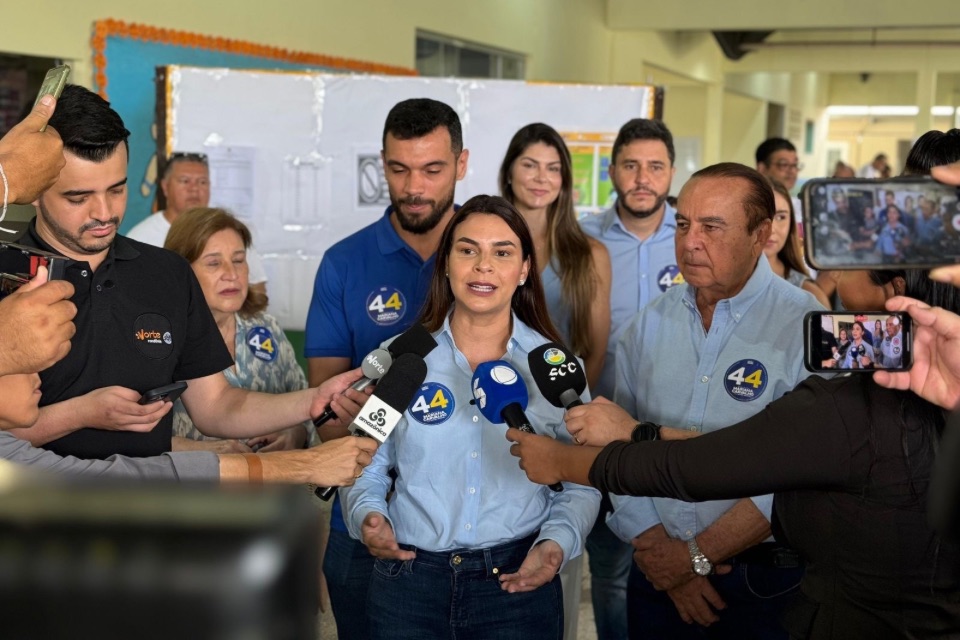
left=508, top=267, right=960, bottom=639
left=765, top=179, right=830, bottom=307
left=342, top=195, right=599, bottom=640
left=499, top=123, right=611, bottom=389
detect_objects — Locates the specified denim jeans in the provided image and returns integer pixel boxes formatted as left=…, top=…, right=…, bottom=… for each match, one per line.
left=585, top=513, right=632, bottom=640
left=323, top=528, right=376, bottom=640
left=626, top=547, right=803, bottom=640
left=366, top=532, right=563, bottom=640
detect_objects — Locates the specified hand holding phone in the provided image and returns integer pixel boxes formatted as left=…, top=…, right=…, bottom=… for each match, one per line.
left=805, top=311, right=912, bottom=373
left=34, top=65, right=70, bottom=132
left=803, top=176, right=960, bottom=270
left=138, top=381, right=188, bottom=405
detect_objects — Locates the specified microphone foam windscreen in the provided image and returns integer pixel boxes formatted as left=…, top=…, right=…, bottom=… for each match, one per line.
left=351, top=353, right=428, bottom=442
left=527, top=343, right=586, bottom=408
left=387, top=323, right=438, bottom=359
left=471, top=360, right=528, bottom=424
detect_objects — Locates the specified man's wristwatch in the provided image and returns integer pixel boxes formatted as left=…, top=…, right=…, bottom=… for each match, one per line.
left=687, top=538, right=713, bottom=576
left=630, top=421, right=661, bottom=442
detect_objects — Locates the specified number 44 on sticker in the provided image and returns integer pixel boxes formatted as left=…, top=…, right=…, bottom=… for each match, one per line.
left=411, top=388, right=449, bottom=414
left=368, top=293, right=403, bottom=314
left=727, top=366, right=763, bottom=388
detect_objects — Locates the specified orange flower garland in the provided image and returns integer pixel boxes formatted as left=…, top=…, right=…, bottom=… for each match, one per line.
left=91, top=19, right=416, bottom=98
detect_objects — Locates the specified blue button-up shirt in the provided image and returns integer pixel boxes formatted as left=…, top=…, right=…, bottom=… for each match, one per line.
left=607, top=258, right=821, bottom=543
left=341, top=314, right=600, bottom=567
left=580, top=204, right=678, bottom=399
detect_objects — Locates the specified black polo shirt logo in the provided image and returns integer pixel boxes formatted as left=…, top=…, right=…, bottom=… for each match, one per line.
left=134, top=313, right=174, bottom=359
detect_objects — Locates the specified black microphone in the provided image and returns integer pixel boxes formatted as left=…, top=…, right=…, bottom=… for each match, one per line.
left=315, top=353, right=428, bottom=501
left=527, top=342, right=587, bottom=410
left=312, top=323, right=437, bottom=429
left=471, top=360, right=563, bottom=492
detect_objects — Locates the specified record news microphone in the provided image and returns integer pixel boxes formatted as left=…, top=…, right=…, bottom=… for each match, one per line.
left=315, top=352, right=428, bottom=501
left=527, top=342, right=586, bottom=411
left=470, top=360, right=563, bottom=492
left=312, top=323, right=437, bottom=429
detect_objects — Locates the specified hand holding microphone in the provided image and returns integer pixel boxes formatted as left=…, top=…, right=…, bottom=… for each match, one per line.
left=313, top=323, right=437, bottom=430
left=471, top=360, right=563, bottom=492
left=314, top=352, right=428, bottom=500
left=528, top=342, right=632, bottom=446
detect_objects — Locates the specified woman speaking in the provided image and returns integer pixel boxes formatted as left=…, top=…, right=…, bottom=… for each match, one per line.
left=342, top=195, right=599, bottom=640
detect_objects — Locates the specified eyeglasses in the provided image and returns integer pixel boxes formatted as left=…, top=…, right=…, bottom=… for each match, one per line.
left=771, top=161, right=803, bottom=172
left=168, top=151, right=208, bottom=165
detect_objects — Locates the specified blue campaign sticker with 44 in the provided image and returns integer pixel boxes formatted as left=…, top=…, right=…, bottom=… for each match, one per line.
left=657, top=265, right=684, bottom=292
left=246, top=326, right=277, bottom=362
left=366, top=286, right=407, bottom=326
left=723, top=359, right=767, bottom=402
left=408, top=382, right=455, bottom=425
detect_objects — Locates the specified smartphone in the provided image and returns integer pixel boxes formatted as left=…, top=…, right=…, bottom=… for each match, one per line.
left=804, top=311, right=912, bottom=373
left=0, top=241, right=69, bottom=301
left=802, top=176, right=960, bottom=270
left=138, top=381, right=188, bottom=405
left=34, top=65, right=71, bottom=131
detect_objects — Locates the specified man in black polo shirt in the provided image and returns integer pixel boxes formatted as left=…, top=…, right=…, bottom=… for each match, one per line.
left=9, top=85, right=364, bottom=460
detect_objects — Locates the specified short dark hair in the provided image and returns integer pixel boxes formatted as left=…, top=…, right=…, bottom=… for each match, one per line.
left=611, top=119, right=674, bottom=165
left=687, top=162, right=774, bottom=233
left=382, top=98, right=463, bottom=155
left=755, top=138, right=796, bottom=165
left=902, top=129, right=960, bottom=176
left=48, top=84, right=130, bottom=162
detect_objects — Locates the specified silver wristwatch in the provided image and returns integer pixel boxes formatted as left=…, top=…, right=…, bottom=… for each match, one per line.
left=687, top=538, right=713, bottom=576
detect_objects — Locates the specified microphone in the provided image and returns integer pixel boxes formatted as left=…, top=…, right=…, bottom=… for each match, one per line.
left=527, top=342, right=587, bottom=411
left=312, top=323, right=437, bottom=429
left=315, top=352, right=428, bottom=501
left=471, top=360, right=563, bottom=493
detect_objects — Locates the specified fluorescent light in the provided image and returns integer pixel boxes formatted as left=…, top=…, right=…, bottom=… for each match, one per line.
left=827, top=105, right=958, bottom=117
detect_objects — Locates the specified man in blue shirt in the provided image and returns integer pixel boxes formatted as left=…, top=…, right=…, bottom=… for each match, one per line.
left=567, top=163, right=822, bottom=639
left=304, top=98, right=467, bottom=639
left=579, top=118, right=678, bottom=640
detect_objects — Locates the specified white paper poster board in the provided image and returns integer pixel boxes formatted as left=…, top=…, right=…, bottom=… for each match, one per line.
left=164, top=67, right=656, bottom=329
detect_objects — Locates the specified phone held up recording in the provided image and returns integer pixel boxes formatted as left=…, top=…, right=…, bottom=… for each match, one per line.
left=802, top=176, right=960, bottom=270
left=804, top=311, right=912, bottom=373
left=0, top=241, right=69, bottom=301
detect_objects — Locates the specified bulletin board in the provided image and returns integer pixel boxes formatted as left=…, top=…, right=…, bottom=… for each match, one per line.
left=92, top=19, right=415, bottom=233
left=160, top=66, right=660, bottom=330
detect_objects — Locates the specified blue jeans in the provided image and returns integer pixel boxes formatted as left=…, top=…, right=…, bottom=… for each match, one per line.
left=323, top=528, right=376, bottom=640
left=366, top=532, right=563, bottom=640
left=626, top=545, right=803, bottom=640
left=585, top=513, right=632, bottom=640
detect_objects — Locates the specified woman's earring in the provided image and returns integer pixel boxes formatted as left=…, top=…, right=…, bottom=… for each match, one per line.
left=518, top=279, right=525, bottom=286
left=445, top=272, right=449, bottom=278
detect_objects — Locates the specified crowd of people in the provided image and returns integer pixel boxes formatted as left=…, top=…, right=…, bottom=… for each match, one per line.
left=0, top=83, right=958, bottom=640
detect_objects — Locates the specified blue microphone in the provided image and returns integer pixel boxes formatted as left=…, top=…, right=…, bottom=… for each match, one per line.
left=471, top=360, right=563, bottom=492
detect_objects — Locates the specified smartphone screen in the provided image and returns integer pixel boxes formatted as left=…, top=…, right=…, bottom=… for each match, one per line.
left=802, top=177, right=960, bottom=270
left=0, top=241, right=68, bottom=301
left=804, top=311, right=912, bottom=372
